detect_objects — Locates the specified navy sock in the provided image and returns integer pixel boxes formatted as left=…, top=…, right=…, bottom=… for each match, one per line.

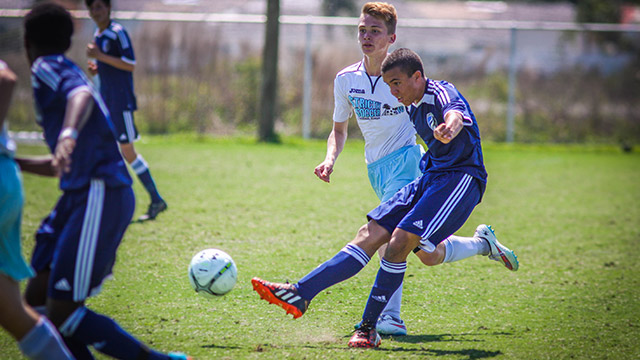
left=362, top=258, right=406, bottom=325
left=59, top=307, right=170, bottom=360
left=131, top=155, right=162, bottom=203
left=62, top=338, right=94, bottom=360
left=296, top=243, right=370, bottom=300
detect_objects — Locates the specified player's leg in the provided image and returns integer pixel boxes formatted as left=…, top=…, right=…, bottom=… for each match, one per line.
left=0, top=278, right=73, bottom=360
left=116, top=110, right=166, bottom=221
left=48, top=182, right=188, bottom=359
left=0, top=157, right=73, bottom=359
left=251, top=220, right=390, bottom=318
left=349, top=228, right=419, bottom=348
left=371, top=144, right=423, bottom=334
left=414, top=225, right=518, bottom=271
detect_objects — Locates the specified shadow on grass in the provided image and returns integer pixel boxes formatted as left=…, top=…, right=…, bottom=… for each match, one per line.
left=391, top=331, right=514, bottom=344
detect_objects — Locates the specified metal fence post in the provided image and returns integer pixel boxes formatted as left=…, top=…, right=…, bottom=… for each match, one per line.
left=302, top=21, right=312, bottom=139
left=506, top=26, right=517, bottom=143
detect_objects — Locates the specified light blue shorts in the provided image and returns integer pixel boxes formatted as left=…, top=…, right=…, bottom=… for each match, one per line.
left=367, top=144, right=424, bottom=203
left=0, top=155, right=34, bottom=281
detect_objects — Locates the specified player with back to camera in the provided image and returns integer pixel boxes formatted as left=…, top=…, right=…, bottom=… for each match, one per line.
left=16, top=4, right=190, bottom=359
left=85, top=0, right=167, bottom=222
left=311, top=1, right=516, bottom=336
left=0, top=60, right=74, bottom=359
left=252, top=47, right=519, bottom=348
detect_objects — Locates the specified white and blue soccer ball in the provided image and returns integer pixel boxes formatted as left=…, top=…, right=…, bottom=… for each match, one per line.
left=188, top=248, right=237, bottom=298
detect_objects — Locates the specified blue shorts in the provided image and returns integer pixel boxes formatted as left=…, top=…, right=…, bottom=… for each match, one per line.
left=368, top=171, right=482, bottom=252
left=111, top=109, right=140, bottom=144
left=31, top=180, right=135, bottom=301
left=367, top=144, right=424, bottom=202
left=0, top=155, right=34, bottom=281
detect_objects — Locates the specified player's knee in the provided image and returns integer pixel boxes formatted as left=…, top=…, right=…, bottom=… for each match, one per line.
left=416, top=247, right=445, bottom=266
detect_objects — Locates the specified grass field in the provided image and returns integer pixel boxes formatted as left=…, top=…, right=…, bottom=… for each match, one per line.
left=2, top=135, right=639, bottom=359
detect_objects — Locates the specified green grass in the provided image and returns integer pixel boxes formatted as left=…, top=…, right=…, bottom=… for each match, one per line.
left=2, top=135, right=640, bottom=359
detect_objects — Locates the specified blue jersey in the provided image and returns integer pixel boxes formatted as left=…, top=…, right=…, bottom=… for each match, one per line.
left=31, top=55, right=132, bottom=190
left=94, top=21, right=137, bottom=111
left=407, top=79, right=487, bottom=188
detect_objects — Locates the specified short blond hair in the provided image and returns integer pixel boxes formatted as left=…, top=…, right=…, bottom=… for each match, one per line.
left=361, top=2, right=398, bottom=34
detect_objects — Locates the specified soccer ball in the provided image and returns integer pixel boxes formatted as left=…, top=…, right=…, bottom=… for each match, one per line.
left=188, top=248, right=238, bottom=298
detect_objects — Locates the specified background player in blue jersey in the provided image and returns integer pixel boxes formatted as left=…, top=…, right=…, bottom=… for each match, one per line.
left=16, top=4, right=190, bottom=359
left=85, top=0, right=167, bottom=222
left=0, top=60, right=73, bottom=360
left=314, top=1, right=422, bottom=336
left=251, top=47, right=518, bottom=348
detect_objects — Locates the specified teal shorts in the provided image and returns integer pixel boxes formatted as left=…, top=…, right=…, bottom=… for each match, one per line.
left=0, top=155, right=34, bottom=281
left=367, top=144, right=424, bottom=203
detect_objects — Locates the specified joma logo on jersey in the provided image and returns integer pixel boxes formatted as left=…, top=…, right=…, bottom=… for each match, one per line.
left=348, top=96, right=381, bottom=119
left=381, top=104, right=405, bottom=116
left=349, top=88, right=365, bottom=94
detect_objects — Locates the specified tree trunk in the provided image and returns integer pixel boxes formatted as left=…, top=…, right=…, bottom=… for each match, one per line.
left=258, top=0, right=280, bottom=142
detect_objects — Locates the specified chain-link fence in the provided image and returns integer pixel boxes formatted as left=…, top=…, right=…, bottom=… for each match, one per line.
left=1, top=7, right=639, bottom=144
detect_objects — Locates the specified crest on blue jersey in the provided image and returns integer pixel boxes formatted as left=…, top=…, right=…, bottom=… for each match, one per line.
left=427, top=112, right=437, bottom=130
left=101, top=40, right=110, bottom=53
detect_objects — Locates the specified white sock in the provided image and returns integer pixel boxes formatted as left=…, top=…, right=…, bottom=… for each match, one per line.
left=381, top=282, right=403, bottom=320
left=442, top=235, right=489, bottom=263
left=18, top=316, right=73, bottom=360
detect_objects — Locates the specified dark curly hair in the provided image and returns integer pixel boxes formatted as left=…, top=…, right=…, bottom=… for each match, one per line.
left=24, top=3, right=74, bottom=55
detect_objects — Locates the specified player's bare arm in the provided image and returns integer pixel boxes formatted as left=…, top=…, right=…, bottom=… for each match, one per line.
left=14, top=155, right=55, bottom=176
left=52, top=90, right=94, bottom=175
left=315, top=121, right=348, bottom=183
left=86, top=42, right=134, bottom=72
left=434, top=111, right=464, bottom=144
left=0, top=64, right=17, bottom=126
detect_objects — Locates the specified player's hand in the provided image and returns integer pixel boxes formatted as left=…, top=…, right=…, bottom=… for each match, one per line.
left=86, top=42, right=100, bottom=59
left=52, top=137, right=75, bottom=176
left=87, top=61, right=98, bottom=75
left=314, top=161, right=334, bottom=183
left=434, top=123, right=459, bottom=144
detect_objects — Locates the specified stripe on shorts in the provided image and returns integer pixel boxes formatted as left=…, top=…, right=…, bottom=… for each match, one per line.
left=420, top=173, right=473, bottom=240
left=73, top=179, right=104, bottom=301
left=123, top=110, right=135, bottom=142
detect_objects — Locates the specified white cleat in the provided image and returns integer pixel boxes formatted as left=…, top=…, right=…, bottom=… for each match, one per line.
left=376, top=314, right=408, bottom=336
left=475, top=224, right=519, bottom=271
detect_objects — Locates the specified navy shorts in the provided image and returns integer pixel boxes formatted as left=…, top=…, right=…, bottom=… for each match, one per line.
left=368, top=171, right=482, bottom=252
left=111, top=109, right=140, bottom=144
left=31, top=180, right=135, bottom=301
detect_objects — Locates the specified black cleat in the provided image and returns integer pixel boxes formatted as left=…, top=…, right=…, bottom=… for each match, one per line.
left=137, top=200, right=167, bottom=222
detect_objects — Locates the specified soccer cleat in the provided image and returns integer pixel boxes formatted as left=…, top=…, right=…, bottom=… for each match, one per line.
left=354, top=314, right=408, bottom=336
left=251, top=277, right=309, bottom=319
left=475, top=224, right=519, bottom=271
left=168, top=352, right=192, bottom=360
left=137, top=200, right=168, bottom=222
left=348, top=321, right=381, bottom=348
left=376, top=314, right=407, bottom=336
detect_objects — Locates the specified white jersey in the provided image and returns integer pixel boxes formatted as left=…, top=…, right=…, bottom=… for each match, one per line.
left=333, top=60, right=417, bottom=164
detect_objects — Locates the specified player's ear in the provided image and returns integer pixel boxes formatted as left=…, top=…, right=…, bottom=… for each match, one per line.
left=389, top=33, right=396, bottom=45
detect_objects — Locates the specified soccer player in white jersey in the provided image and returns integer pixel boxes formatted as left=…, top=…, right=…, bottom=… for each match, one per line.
left=313, top=2, right=422, bottom=336
left=0, top=60, right=73, bottom=360
left=85, top=0, right=167, bottom=222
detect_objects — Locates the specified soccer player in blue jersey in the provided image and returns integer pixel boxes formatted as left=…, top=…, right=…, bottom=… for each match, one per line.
left=0, top=60, right=73, bottom=360
left=251, top=47, right=518, bottom=348
left=85, top=0, right=167, bottom=222
left=16, top=4, right=190, bottom=359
